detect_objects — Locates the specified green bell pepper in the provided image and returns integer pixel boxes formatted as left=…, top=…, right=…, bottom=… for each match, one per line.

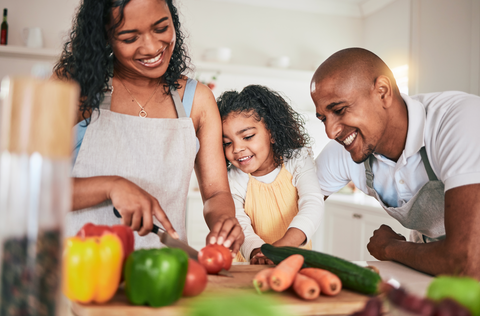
left=124, top=247, right=189, bottom=307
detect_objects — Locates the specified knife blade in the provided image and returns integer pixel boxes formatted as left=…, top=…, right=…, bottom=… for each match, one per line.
left=113, top=207, right=233, bottom=277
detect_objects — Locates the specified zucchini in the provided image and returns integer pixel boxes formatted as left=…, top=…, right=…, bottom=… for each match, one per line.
left=261, top=244, right=381, bottom=295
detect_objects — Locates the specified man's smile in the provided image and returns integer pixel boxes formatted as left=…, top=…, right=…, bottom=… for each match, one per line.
left=342, top=131, right=357, bottom=146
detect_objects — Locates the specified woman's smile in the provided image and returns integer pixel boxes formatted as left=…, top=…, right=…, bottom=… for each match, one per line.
left=137, top=49, right=165, bottom=68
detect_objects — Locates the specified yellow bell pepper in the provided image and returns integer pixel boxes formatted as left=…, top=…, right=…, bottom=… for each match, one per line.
left=62, top=233, right=124, bottom=303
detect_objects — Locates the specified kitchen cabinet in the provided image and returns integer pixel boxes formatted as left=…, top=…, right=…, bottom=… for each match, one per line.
left=320, top=193, right=411, bottom=262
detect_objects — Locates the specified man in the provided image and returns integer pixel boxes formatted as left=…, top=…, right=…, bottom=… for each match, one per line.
left=311, top=47, right=480, bottom=278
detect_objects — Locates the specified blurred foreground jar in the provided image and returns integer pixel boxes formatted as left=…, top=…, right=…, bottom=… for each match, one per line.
left=0, top=77, right=79, bottom=316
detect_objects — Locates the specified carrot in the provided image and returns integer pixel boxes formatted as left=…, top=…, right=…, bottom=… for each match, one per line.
left=252, top=267, right=274, bottom=294
left=292, top=273, right=320, bottom=300
left=299, top=267, right=342, bottom=296
left=268, top=254, right=304, bottom=292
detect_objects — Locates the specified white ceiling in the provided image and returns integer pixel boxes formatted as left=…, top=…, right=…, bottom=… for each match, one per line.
left=209, top=0, right=396, bottom=18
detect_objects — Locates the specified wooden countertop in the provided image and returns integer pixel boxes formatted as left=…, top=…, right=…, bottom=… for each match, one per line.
left=62, top=261, right=433, bottom=316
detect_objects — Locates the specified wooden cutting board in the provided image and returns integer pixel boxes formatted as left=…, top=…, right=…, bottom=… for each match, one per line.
left=70, top=265, right=370, bottom=316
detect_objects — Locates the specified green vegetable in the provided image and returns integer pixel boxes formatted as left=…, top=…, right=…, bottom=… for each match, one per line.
left=261, top=244, right=381, bottom=295
left=427, top=275, right=480, bottom=316
left=188, top=292, right=292, bottom=316
left=124, top=247, right=189, bottom=307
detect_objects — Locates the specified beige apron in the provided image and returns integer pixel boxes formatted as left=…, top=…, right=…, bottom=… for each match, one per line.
left=66, top=85, right=196, bottom=249
left=235, top=164, right=312, bottom=262
left=364, top=147, right=445, bottom=243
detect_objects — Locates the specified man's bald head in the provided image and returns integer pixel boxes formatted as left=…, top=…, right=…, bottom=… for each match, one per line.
left=311, top=47, right=399, bottom=97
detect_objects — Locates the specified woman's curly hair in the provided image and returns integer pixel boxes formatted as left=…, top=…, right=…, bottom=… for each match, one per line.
left=216, top=85, right=310, bottom=168
left=54, top=0, right=190, bottom=122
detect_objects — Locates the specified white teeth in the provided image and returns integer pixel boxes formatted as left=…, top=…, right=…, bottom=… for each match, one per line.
left=238, top=156, right=252, bottom=162
left=142, top=52, right=162, bottom=64
left=343, top=132, right=357, bottom=146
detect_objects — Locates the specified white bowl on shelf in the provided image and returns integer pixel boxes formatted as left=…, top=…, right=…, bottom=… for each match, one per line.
left=202, top=47, right=232, bottom=63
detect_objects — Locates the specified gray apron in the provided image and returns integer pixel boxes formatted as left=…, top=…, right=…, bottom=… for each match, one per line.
left=364, top=147, right=445, bottom=243
left=66, top=85, right=196, bottom=249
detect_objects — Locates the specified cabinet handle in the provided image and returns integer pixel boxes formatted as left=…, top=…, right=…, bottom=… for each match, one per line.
left=353, top=213, right=362, bottom=219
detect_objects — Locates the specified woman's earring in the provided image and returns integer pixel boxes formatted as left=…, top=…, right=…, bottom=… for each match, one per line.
left=106, top=44, right=114, bottom=58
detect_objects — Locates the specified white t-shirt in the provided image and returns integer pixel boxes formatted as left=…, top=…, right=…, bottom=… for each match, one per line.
left=228, top=147, right=324, bottom=260
left=316, top=91, right=480, bottom=208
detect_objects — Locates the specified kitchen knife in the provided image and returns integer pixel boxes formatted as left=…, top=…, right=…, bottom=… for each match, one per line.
left=113, top=207, right=233, bottom=277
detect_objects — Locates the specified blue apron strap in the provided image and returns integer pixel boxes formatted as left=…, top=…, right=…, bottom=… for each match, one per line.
left=182, top=79, right=197, bottom=117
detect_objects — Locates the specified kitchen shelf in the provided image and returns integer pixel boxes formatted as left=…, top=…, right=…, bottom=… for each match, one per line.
left=0, top=45, right=60, bottom=60
left=0, top=46, right=315, bottom=81
left=193, top=61, right=314, bottom=81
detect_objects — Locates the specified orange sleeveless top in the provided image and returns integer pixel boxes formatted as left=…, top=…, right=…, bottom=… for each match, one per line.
left=235, top=164, right=312, bottom=262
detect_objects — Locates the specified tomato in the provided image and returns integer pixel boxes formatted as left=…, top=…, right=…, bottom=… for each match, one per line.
left=182, top=258, right=208, bottom=297
left=209, top=244, right=232, bottom=270
left=198, top=246, right=224, bottom=274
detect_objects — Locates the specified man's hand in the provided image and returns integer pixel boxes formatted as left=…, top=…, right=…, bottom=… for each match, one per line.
left=367, top=224, right=406, bottom=260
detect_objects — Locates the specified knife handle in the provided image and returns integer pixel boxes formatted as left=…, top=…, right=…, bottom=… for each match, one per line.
left=113, top=207, right=164, bottom=234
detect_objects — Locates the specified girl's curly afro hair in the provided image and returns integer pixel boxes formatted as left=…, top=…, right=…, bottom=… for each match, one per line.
left=216, top=85, right=310, bottom=168
left=54, top=0, right=190, bottom=122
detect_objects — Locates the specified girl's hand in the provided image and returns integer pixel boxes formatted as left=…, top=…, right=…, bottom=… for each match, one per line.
left=108, top=177, right=178, bottom=238
left=206, top=215, right=244, bottom=257
left=273, top=228, right=307, bottom=248
left=250, top=248, right=274, bottom=265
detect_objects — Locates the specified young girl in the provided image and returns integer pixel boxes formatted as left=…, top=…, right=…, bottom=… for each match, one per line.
left=217, top=85, right=324, bottom=264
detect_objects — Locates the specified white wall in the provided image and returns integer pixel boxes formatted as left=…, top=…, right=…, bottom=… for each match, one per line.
left=409, top=0, right=480, bottom=95
left=179, top=0, right=363, bottom=71
left=363, top=0, right=411, bottom=70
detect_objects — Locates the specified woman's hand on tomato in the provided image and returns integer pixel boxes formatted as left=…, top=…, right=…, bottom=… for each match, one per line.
left=198, top=244, right=232, bottom=274
left=108, top=177, right=178, bottom=238
left=206, top=214, right=244, bottom=257
left=183, top=258, right=208, bottom=297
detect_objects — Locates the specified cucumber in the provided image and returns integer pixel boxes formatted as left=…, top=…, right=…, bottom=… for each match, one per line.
left=261, top=244, right=381, bottom=295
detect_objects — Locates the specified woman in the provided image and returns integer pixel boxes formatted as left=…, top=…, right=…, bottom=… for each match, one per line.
left=55, top=0, right=244, bottom=254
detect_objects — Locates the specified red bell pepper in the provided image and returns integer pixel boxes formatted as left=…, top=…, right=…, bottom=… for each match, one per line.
left=76, top=222, right=134, bottom=260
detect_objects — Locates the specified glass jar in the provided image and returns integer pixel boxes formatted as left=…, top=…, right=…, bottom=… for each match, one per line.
left=0, top=77, right=79, bottom=316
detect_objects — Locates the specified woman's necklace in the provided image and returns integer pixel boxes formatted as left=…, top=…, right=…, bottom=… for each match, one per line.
left=118, top=78, right=160, bottom=118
